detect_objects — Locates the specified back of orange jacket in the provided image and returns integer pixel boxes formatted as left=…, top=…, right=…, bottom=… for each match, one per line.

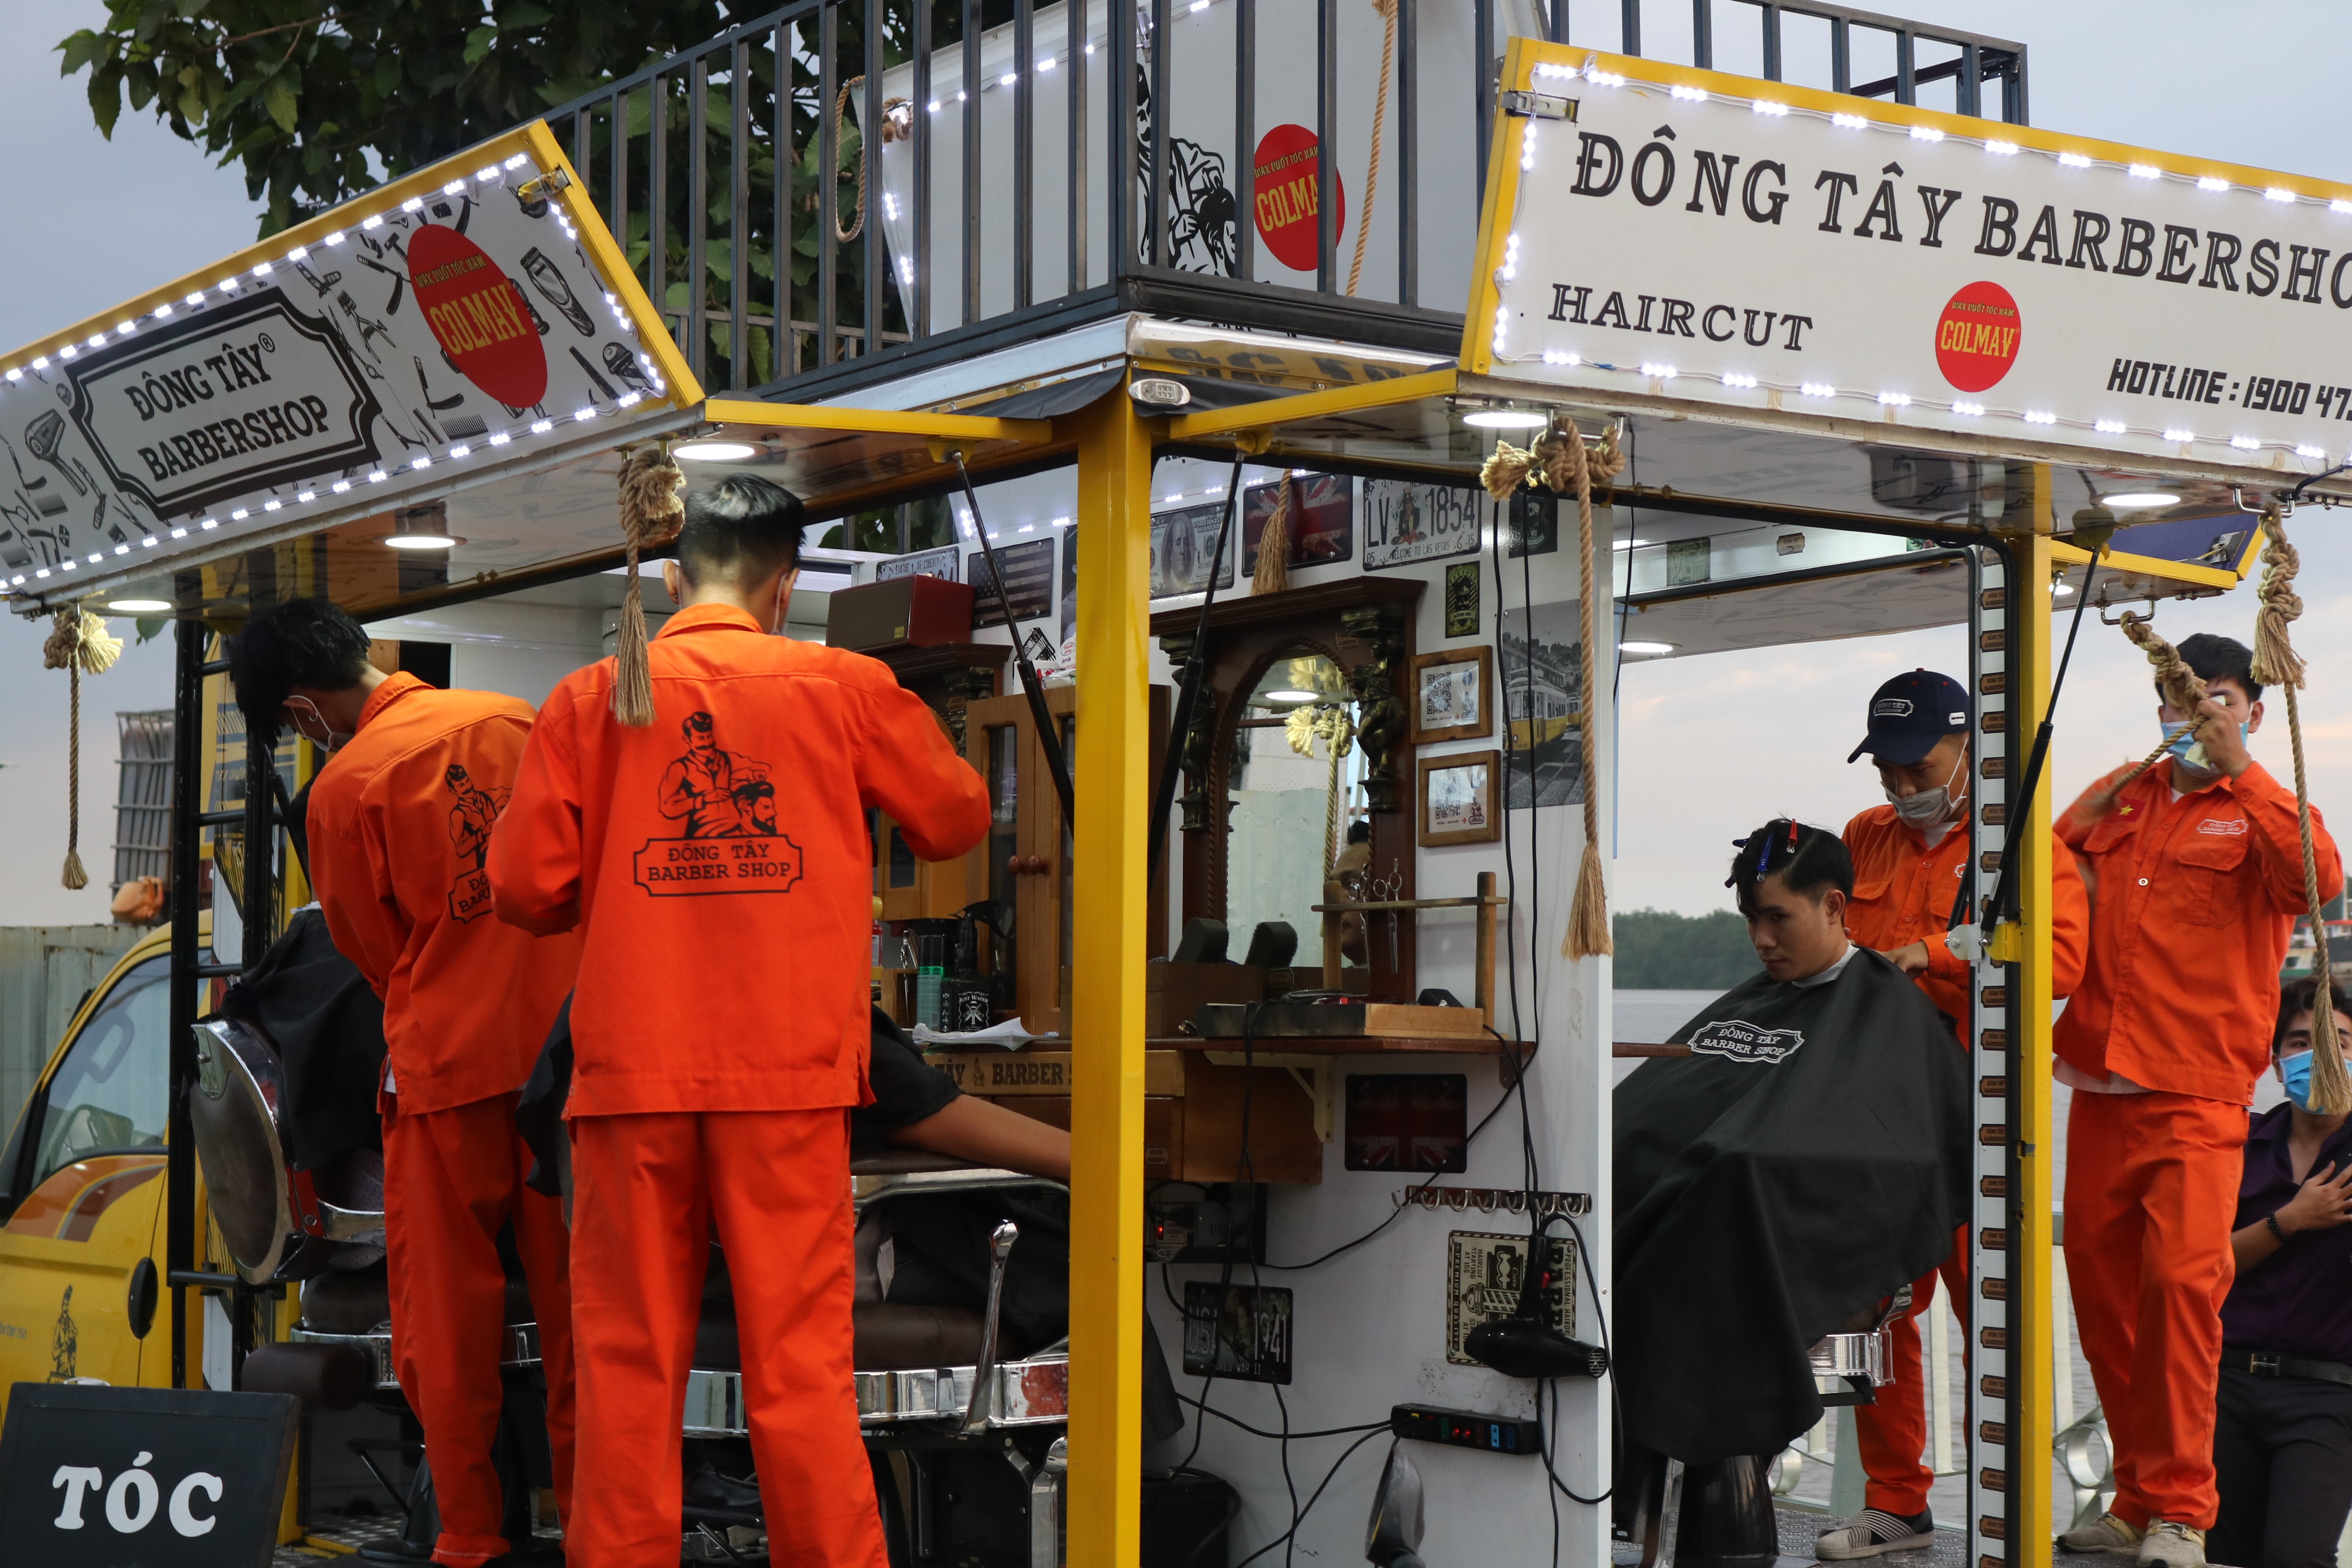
left=488, top=605, right=992, bottom=1117
left=2055, top=757, right=2341, bottom=1103
left=306, top=674, right=583, bottom=1113
left=1843, top=804, right=2089, bottom=1024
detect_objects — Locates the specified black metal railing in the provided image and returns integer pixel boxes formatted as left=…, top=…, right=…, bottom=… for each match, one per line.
left=544, top=0, right=2026, bottom=403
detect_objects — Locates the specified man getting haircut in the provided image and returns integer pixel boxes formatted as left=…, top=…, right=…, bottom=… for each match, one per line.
left=2055, top=632, right=2342, bottom=1567
left=1819, top=671, right=2092, bottom=1561
left=1613, top=821, right=1967, bottom=1537
left=490, top=475, right=989, bottom=1568
left=227, top=599, right=580, bottom=1568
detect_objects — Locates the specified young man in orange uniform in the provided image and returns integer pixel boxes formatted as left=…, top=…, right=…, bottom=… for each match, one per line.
left=2053, top=633, right=2341, bottom=1568
left=1817, top=670, right=2090, bottom=1560
left=228, top=601, right=582, bottom=1568
left=489, top=475, right=989, bottom=1568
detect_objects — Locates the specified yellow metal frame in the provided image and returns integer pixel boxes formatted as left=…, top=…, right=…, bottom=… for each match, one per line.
left=0, top=120, right=700, bottom=414
left=1162, top=366, right=1460, bottom=444
left=1461, top=38, right=2352, bottom=378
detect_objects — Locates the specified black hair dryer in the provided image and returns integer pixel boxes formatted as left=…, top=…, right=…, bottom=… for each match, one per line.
left=1364, top=1443, right=1426, bottom=1567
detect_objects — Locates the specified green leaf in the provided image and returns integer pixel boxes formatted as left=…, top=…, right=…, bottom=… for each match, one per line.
left=86, top=67, right=121, bottom=139
left=374, top=53, right=400, bottom=95
left=501, top=2, right=556, bottom=27
left=463, top=25, right=496, bottom=66
left=133, top=618, right=166, bottom=645
left=57, top=30, right=109, bottom=77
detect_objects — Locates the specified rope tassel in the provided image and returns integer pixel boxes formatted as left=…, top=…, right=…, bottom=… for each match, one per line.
left=1252, top=472, right=1294, bottom=596
left=612, top=444, right=686, bottom=728
left=2249, top=508, right=2352, bottom=1114
left=43, top=606, right=123, bottom=891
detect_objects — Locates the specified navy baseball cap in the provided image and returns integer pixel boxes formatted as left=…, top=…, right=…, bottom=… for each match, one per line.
left=1848, top=669, right=1969, bottom=765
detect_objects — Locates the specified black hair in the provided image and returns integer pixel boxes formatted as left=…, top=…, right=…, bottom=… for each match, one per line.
left=2172, top=632, right=2263, bottom=705
left=2274, top=974, right=2352, bottom=1054
left=1726, top=818, right=1855, bottom=914
left=224, top=597, right=374, bottom=748
left=676, top=474, right=806, bottom=586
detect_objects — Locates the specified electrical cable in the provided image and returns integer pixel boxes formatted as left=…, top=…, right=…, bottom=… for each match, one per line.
left=1177, top=1397, right=1389, bottom=1442
left=1230, top=1427, right=1391, bottom=1568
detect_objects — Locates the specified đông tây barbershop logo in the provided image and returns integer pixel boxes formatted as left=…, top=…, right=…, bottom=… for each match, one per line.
left=631, top=710, right=806, bottom=897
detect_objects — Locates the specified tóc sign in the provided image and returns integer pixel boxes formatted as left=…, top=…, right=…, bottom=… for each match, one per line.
left=0, top=1383, right=297, bottom=1566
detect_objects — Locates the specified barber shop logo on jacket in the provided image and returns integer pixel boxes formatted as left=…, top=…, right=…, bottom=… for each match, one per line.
left=1687, top=1019, right=1806, bottom=1066
left=630, top=710, right=805, bottom=898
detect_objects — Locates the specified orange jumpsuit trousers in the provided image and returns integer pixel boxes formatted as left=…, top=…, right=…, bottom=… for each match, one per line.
left=1850, top=1227, right=1968, bottom=1516
left=2062, top=1089, right=2246, bottom=1531
left=383, top=1092, right=576, bottom=1567
left=567, top=1108, right=886, bottom=1568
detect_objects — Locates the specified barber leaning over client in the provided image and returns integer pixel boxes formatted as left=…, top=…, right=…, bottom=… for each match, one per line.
left=2054, top=632, right=2341, bottom=1568
left=227, top=600, right=582, bottom=1568
left=489, top=473, right=991, bottom=1568
left=1815, top=669, right=2090, bottom=1562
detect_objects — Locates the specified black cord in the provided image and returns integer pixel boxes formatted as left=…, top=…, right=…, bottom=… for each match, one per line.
left=1176, top=1396, right=1388, bottom=1441
left=1230, top=1427, right=1390, bottom=1568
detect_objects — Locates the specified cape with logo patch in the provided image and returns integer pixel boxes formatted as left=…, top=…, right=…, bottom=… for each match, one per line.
left=1611, top=947, right=1969, bottom=1462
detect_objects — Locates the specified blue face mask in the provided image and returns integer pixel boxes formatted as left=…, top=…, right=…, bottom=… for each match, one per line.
left=2282, top=1050, right=2317, bottom=1112
left=2161, top=718, right=2248, bottom=767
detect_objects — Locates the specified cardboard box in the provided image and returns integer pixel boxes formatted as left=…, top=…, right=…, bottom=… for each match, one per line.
left=826, top=576, right=973, bottom=651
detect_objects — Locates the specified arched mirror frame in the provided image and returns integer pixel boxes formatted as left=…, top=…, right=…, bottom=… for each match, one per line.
left=1150, top=577, right=1422, bottom=1000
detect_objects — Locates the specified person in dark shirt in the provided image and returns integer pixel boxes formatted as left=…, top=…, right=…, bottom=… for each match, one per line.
left=2211, top=975, right=2352, bottom=1568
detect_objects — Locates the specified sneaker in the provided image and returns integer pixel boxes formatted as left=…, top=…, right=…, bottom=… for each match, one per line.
left=2057, top=1514, right=2143, bottom=1554
left=1817, top=1508, right=1935, bottom=1560
left=2135, top=1521, right=2206, bottom=1567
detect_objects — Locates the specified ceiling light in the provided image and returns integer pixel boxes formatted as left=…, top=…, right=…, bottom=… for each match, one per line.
left=2101, top=491, right=2179, bottom=509
left=107, top=599, right=172, bottom=613
left=1611, top=538, right=1652, bottom=550
left=673, top=439, right=761, bottom=462
left=1462, top=408, right=1550, bottom=429
left=1619, top=641, right=1678, bottom=655
left=1260, top=689, right=1322, bottom=704
left=380, top=502, right=464, bottom=550
left=2053, top=583, right=2076, bottom=596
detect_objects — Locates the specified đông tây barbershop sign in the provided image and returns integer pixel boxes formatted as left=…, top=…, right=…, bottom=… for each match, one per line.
left=1464, top=40, right=2352, bottom=488
left=0, top=122, right=694, bottom=594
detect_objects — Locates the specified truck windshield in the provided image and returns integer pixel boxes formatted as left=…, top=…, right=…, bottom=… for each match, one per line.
left=34, top=956, right=170, bottom=1188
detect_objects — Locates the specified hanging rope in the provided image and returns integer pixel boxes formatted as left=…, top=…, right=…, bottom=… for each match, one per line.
left=1252, top=472, right=1295, bottom=594
left=1478, top=437, right=1538, bottom=502
left=831, top=81, right=912, bottom=244
left=611, top=443, right=686, bottom=727
left=1287, top=703, right=1357, bottom=878
left=43, top=606, right=123, bottom=890
left=2080, top=611, right=2212, bottom=819
left=2248, top=506, right=2352, bottom=1114
left=1345, top=0, right=1399, bottom=297
left=1547, top=418, right=1624, bottom=959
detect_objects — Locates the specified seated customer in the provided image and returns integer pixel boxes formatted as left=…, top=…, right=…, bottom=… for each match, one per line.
left=2210, top=976, right=2352, bottom=1568
left=1614, top=821, right=1970, bottom=1503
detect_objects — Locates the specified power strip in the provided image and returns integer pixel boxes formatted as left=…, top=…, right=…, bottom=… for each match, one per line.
left=1389, top=1402, right=1543, bottom=1456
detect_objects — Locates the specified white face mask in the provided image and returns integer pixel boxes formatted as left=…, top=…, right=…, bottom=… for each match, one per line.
left=1885, top=747, right=1965, bottom=829
left=285, top=697, right=352, bottom=754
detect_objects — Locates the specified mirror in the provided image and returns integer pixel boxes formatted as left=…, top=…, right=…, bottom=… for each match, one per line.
left=1364, top=1442, right=1426, bottom=1567
left=1226, top=652, right=1364, bottom=959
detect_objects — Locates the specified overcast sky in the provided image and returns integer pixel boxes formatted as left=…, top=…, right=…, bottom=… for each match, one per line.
left=5, top=2, right=2352, bottom=924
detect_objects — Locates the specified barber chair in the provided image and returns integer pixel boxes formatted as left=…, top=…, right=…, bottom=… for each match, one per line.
left=1615, top=1289, right=1909, bottom=1568
left=188, top=1017, right=561, bottom=1562
left=682, top=1150, right=1073, bottom=1566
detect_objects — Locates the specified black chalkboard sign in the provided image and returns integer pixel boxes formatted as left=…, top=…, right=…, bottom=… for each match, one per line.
left=0, top=1383, right=298, bottom=1566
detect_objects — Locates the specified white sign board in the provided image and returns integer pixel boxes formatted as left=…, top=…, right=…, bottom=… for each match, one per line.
left=0, top=126, right=687, bottom=594
left=1466, top=43, right=2352, bottom=486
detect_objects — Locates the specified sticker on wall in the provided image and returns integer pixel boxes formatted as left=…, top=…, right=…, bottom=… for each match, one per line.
left=1446, top=1231, right=1576, bottom=1366
left=1149, top=499, right=1237, bottom=598
left=968, top=536, right=1056, bottom=623
left=1362, top=479, right=1481, bottom=570
left=1242, top=473, right=1353, bottom=576
left=1504, top=491, right=1557, bottom=558
left=1499, top=600, right=1584, bottom=809
left=1344, top=1074, right=1468, bottom=1172
left=876, top=544, right=960, bottom=583
left=1251, top=125, right=1345, bottom=275
left=1444, top=561, right=1481, bottom=638
left=409, top=225, right=548, bottom=408
left=1182, top=1281, right=1293, bottom=1384
left=1059, top=524, right=1077, bottom=649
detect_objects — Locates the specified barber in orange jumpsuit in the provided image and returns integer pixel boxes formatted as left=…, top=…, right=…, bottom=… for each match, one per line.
left=2053, top=632, right=2340, bottom=1568
left=1814, top=670, right=2089, bottom=1560
left=227, top=600, right=580, bottom=1567
left=489, top=474, right=989, bottom=1568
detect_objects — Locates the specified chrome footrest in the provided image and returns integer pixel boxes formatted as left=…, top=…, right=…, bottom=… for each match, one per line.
left=683, top=1354, right=1070, bottom=1436
left=290, top=1322, right=541, bottom=1390
left=1807, top=1327, right=1893, bottom=1404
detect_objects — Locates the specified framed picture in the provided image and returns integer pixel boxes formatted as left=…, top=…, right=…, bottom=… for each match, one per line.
left=1419, top=750, right=1501, bottom=846
left=1409, top=647, right=1491, bottom=743
left=1444, top=560, right=1481, bottom=638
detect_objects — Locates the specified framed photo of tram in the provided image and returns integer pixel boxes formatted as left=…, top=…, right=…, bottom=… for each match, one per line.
left=1409, top=647, right=1491, bottom=744
left=1418, top=751, right=1501, bottom=847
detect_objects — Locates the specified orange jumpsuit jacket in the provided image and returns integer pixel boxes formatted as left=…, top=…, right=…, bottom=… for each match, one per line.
left=1842, top=804, right=2089, bottom=1025
left=2055, top=758, right=2343, bottom=1103
left=306, top=673, right=583, bottom=1113
left=487, top=603, right=991, bottom=1117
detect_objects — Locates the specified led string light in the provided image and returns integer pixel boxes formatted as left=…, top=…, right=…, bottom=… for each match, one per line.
left=1500, top=54, right=2351, bottom=469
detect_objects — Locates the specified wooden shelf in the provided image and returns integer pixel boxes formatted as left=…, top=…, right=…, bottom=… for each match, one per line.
left=1148, top=1035, right=1525, bottom=1056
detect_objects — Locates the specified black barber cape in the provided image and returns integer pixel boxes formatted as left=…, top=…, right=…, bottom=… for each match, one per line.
left=220, top=905, right=387, bottom=1171
left=1612, top=947, right=1968, bottom=1462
